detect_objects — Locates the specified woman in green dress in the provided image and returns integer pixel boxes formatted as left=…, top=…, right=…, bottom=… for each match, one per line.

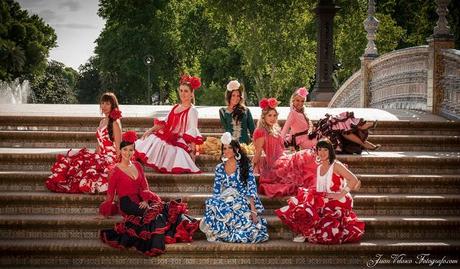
left=219, top=80, right=255, bottom=144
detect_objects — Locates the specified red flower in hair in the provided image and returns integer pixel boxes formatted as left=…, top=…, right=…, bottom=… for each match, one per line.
left=259, top=98, right=269, bottom=110
left=109, top=109, right=122, bottom=120
left=122, top=130, right=138, bottom=144
left=180, top=74, right=201, bottom=90
left=267, top=98, right=278, bottom=108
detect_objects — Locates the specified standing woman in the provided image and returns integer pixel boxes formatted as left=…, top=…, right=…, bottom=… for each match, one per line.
left=252, top=98, right=316, bottom=198
left=135, top=74, right=204, bottom=173
left=45, top=92, right=122, bottom=193
left=275, top=139, right=365, bottom=244
left=200, top=132, right=268, bottom=243
left=281, top=87, right=316, bottom=151
left=99, top=131, right=199, bottom=256
left=219, top=80, right=255, bottom=144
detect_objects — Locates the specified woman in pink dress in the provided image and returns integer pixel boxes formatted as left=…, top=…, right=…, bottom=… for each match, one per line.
left=252, top=98, right=316, bottom=198
left=45, top=92, right=122, bottom=193
left=315, top=112, right=380, bottom=154
left=99, top=131, right=198, bottom=256
left=135, top=75, right=204, bottom=173
left=275, top=139, right=365, bottom=244
left=281, top=87, right=316, bottom=151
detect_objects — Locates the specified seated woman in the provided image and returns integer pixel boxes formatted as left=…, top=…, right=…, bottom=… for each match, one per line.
left=45, top=92, right=122, bottom=193
left=253, top=98, right=316, bottom=198
left=99, top=131, right=199, bottom=256
left=315, top=112, right=380, bottom=154
left=135, top=74, right=203, bottom=173
left=275, top=139, right=365, bottom=244
left=281, top=87, right=316, bottom=151
left=219, top=80, right=255, bottom=144
left=199, top=132, right=268, bottom=243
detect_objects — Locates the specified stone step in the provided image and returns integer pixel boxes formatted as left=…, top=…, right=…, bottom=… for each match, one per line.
left=1, top=192, right=459, bottom=216
left=1, top=115, right=460, bottom=135
left=1, top=171, right=459, bottom=194
left=1, top=214, right=459, bottom=241
left=1, top=149, right=459, bottom=174
left=1, top=130, right=459, bottom=152
left=1, top=239, right=458, bottom=267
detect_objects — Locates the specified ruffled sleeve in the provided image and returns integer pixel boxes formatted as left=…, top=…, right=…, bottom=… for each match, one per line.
left=183, top=106, right=203, bottom=145
left=246, top=108, right=255, bottom=137
left=253, top=128, right=266, bottom=141
left=99, top=169, right=119, bottom=216
left=212, top=164, right=224, bottom=197
left=137, top=162, right=162, bottom=204
left=281, top=109, right=294, bottom=138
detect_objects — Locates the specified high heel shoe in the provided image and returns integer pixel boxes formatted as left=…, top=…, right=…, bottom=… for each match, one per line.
left=363, top=143, right=381, bottom=154
left=370, top=144, right=381, bottom=150
left=370, top=120, right=378, bottom=130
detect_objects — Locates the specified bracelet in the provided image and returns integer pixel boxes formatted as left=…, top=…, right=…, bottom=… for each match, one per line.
left=343, top=186, right=351, bottom=193
left=251, top=210, right=257, bottom=214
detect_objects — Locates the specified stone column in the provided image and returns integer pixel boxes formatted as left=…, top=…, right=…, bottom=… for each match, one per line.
left=360, top=0, right=379, bottom=108
left=310, top=0, right=340, bottom=103
left=427, top=0, right=454, bottom=114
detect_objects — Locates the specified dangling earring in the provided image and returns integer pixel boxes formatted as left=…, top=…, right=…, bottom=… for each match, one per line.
left=315, top=156, right=321, bottom=164
left=221, top=156, right=228, bottom=162
left=235, top=152, right=241, bottom=160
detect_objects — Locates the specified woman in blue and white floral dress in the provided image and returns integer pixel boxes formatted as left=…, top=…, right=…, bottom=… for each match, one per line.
left=199, top=132, right=269, bottom=243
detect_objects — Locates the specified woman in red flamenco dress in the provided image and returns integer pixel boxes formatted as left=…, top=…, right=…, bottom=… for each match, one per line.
left=252, top=97, right=317, bottom=198
left=135, top=74, right=203, bottom=173
left=275, top=139, right=365, bottom=244
left=99, top=131, right=199, bottom=256
left=45, top=92, right=122, bottom=193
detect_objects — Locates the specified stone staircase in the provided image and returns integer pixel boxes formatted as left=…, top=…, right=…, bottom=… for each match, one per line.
left=1, top=108, right=460, bottom=268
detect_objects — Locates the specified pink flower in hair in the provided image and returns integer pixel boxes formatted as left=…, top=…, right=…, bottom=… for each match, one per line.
left=267, top=97, right=279, bottom=109
left=296, top=87, right=308, bottom=98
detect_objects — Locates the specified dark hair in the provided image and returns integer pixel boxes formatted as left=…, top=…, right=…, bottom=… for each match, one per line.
left=225, top=87, right=246, bottom=123
left=120, top=140, right=135, bottom=150
left=220, top=140, right=250, bottom=186
left=100, top=92, right=120, bottom=141
left=316, top=138, right=336, bottom=164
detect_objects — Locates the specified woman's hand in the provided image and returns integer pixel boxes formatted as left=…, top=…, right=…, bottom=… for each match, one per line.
left=141, top=129, right=152, bottom=140
left=139, top=201, right=149, bottom=209
left=250, top=211, right=258, bottom=224
left=326, top=192, right=346, bottom=200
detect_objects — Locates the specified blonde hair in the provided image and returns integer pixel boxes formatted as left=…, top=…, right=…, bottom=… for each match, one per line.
left=257, top=107, right=281, bottom=136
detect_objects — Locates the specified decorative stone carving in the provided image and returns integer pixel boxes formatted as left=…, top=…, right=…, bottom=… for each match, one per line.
left=434, top=0, right=452, bottom=37
left=363, top=0, right=379, bottom=57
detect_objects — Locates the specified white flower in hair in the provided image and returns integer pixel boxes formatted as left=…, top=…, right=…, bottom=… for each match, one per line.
left=226, top=80, right=241, bottom=91
left=220, top=132, right=232, bottom=145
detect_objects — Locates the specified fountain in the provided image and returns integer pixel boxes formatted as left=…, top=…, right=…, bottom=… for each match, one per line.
left=0, top=79, right=30, bottom=104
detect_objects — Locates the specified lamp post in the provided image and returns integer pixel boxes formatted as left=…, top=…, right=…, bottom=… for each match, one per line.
left=144, top=55, right=154, bottom=104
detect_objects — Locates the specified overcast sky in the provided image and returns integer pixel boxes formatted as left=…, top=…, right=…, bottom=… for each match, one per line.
left=16, top=0, right=104, bottom=70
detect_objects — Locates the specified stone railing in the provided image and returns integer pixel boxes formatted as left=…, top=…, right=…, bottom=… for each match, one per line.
left=328, top=71, right=362, bottom=107
left=368, top=46, right=429, bottom=110
left=440, top=49, right=460, bottom=120
left=329, top=46, right=430, bottom=110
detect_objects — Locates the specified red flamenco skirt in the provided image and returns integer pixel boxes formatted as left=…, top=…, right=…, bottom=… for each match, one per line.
left=258, top=149, right=317, bottom=198
left=100, top=196, right=199, bottom=256
left=45, top=148, right=115, bottom=193
left=275, top=187, right=365, bottom=244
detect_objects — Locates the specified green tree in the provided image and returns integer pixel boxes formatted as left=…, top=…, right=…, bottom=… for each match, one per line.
left=76, top=57, right=102, bottom=104
left=206, top=0, right=317, bottom=104
left=30, top=60, right=78, bottom=104
left=0, top=0, right=57, bottom=82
